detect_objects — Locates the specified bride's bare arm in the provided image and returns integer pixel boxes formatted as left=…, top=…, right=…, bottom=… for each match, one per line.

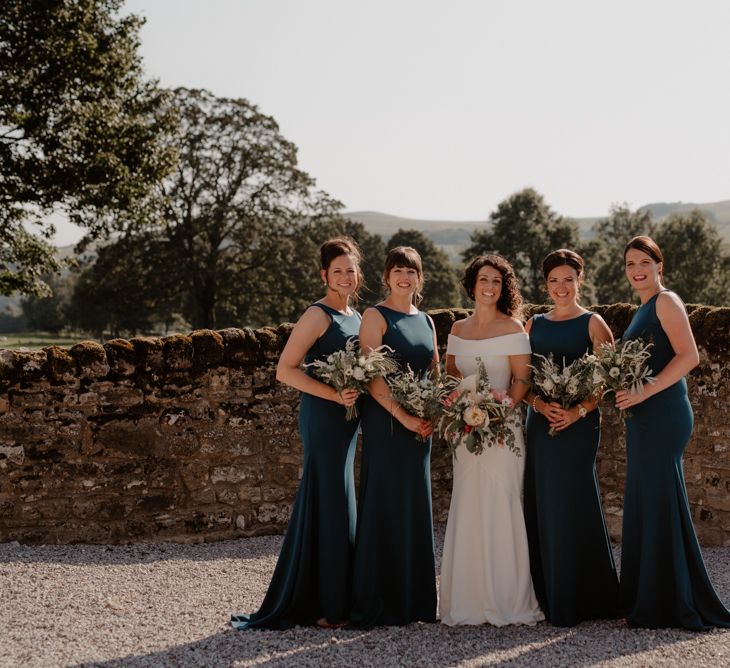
left=508, top=353, right=531, bottom=405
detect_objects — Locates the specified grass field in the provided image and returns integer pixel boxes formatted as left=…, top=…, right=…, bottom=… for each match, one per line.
left=0, top=332, right=94, bottom=351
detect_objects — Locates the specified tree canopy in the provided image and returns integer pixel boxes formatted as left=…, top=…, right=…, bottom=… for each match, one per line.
left=654, top=210, right=730, bottom=305
left=463, top=188, right=579, bottom=303
left=0, top=0, right=177, bottom=296
left=70, top=87, right=361, bottom=332
left=587, top=205, right=654, bottom=304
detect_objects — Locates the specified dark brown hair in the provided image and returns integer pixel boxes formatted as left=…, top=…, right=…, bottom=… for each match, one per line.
left=624, top=235, right=664, bottom=276
left=542, top=248, right=585, bottom=281
left=382, top=246, right=424, bottom=305
left=461, top=255, right=522, bottom=317
left=320, top=237, right=364, bottom=296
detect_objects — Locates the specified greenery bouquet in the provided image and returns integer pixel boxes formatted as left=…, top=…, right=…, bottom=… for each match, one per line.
left=530, top=352, right=597, bottom=436
left=306, top=338, right=397, bottom=420
left=386, top=364, right=444, bottom=442
left=592, top=338, right=655, bottom=417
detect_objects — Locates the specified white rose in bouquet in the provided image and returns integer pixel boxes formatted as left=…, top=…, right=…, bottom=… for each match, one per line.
left=463, top=404, right=488, bottom=427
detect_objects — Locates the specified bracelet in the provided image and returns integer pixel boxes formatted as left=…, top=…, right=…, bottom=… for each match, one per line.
left=531, top=395, right=539, bottom=414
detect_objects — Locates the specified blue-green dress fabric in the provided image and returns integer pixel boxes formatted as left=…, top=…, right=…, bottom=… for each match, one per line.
left=524, top=312, right=619, bottom=626
left=348, top=305, right=437, bottom=627
left=231, top=302, right=361, bottom=629
left=619, top=291, right=730, bottom=630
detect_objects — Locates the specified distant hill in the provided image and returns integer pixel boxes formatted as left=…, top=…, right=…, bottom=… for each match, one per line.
left=344, top=211, right=480, bottom=262
left=639, top=200, right=730, bottom=242
left=345, top=200, right=730, bottom=254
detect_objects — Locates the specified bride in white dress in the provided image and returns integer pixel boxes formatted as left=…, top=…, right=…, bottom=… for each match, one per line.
left=439, top=255, right=544, bottom=627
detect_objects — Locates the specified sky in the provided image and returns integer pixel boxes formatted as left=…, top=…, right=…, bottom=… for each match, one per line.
left=55, top=0, right=730, bottom=245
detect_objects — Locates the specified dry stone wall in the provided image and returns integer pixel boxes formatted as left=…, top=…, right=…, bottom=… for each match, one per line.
left=1, top=305, right=729, bottom=545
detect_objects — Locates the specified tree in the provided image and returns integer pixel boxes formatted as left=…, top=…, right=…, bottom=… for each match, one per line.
left=654, top=210, right=730, bottom=305
left=116, top=87, right=346, bottom=330
left=387, top=229, right=460, bottom=309
left=588, top=205, right=654, bottom=304
left=68, top=89, right=387, bottom=332
left=67, top=233, right=182, bottom=338
left=21, top=271, right=74, bottom=334
left=464, top=188, right=579, bottom=303
left=0, top=0, right=177, bottom=296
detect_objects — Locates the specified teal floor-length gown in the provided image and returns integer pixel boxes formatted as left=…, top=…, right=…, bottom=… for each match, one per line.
left=231, top=303, right=361, bottom=629
left=524, top=312, right=619, bottom=626
left=348, top=305, right=438, bottom=628
left=619, top=291, right=730, bottom=630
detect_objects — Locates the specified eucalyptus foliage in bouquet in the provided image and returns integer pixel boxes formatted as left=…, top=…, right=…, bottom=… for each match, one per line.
left=386, top=364, right=443, bottom=442
left=437, top=358, right=520, bottom=457
left=593, top=338, right=655, bottom=417
left=306, top=338, right=398, bottom=420
left=531, top=352, right=597, bottom=436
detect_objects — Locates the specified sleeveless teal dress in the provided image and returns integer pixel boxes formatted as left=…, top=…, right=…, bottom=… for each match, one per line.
left=348, top=305, right=438, bottom=627
left=619, top=291, right=730, bottom=630
left=524, top=312, right=619, bottom=626
left=231, top=303, right=361, bottom=629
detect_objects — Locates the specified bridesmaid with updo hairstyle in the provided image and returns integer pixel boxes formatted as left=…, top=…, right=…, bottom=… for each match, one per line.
left=232, top=237, right=363, bottom=629
left=617, top=235, right=730, bottom=629
left=349, top=246, right=439, bottom=628
left=523, top=248, right=619, bottom=627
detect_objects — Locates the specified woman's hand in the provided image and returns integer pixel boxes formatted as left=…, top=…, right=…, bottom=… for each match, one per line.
left=333, top=388, right=359, bottom=408
left=536, top=398, right=563, bottom=424
left=615, top=385, right=652, bottom=411
left=550, top=406, right=580, bottom=432
left=398, top=412, right=433, bottom=439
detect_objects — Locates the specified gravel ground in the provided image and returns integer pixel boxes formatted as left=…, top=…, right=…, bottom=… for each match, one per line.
left=2, top=527, right=729, bottom=668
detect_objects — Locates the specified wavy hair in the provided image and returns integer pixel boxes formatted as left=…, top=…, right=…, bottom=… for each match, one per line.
left=461, top=254, right=522, bottom=317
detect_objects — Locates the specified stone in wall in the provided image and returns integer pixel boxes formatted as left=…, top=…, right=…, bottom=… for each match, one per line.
left=0, top=305, right=729, bottom=546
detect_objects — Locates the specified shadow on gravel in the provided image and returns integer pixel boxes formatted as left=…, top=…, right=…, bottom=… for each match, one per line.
left=0, top=536, right=283, bottom=566
left=68, top=621, right=724, bottom=668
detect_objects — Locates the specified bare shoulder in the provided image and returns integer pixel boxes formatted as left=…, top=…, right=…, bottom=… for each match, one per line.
left=655, top=291, right=690, bottom=326
left=451, top=316, right=470, bottom=336
left=295, top=304, right=331, bottom=331
left=588, top=312, right=611, bottom=332
left=504, top=316, right=526, bottom=334
left=588, top=312, right=613, bottom=345
left=361, top=306, right=387, bottom=328
left=656, top=290, right=686, bottom=312
left=524, top=315, right=534, bottom=333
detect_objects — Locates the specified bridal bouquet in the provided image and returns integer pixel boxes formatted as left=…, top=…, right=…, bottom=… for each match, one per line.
left=530, top=352, right=597, bottom=436
left=386, top=364, right=444, bottom=441
left=437, top=358, right=520, bottom=457
left=592, top=338, right=655, bottom=417
left=306, top=338, right=397, bottom=420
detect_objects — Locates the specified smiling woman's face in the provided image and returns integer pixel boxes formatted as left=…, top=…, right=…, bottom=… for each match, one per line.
left=473, top=265, right=503, bottom=306
left=625, top=247, right=662, bottom=291
left=546, top=264, right=580, bottom=306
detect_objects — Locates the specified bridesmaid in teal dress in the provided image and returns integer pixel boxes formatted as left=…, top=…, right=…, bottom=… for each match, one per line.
left=524, top=249, right=619, bottom=626
left=616, top=236, right=730, bottom=630
left=231, top=238, right=363, bottom=629
left=349, top=246, right=439, bottom=627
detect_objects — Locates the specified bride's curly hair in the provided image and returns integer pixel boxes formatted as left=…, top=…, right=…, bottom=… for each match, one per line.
left=461, top=254, right=523, bottom=318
